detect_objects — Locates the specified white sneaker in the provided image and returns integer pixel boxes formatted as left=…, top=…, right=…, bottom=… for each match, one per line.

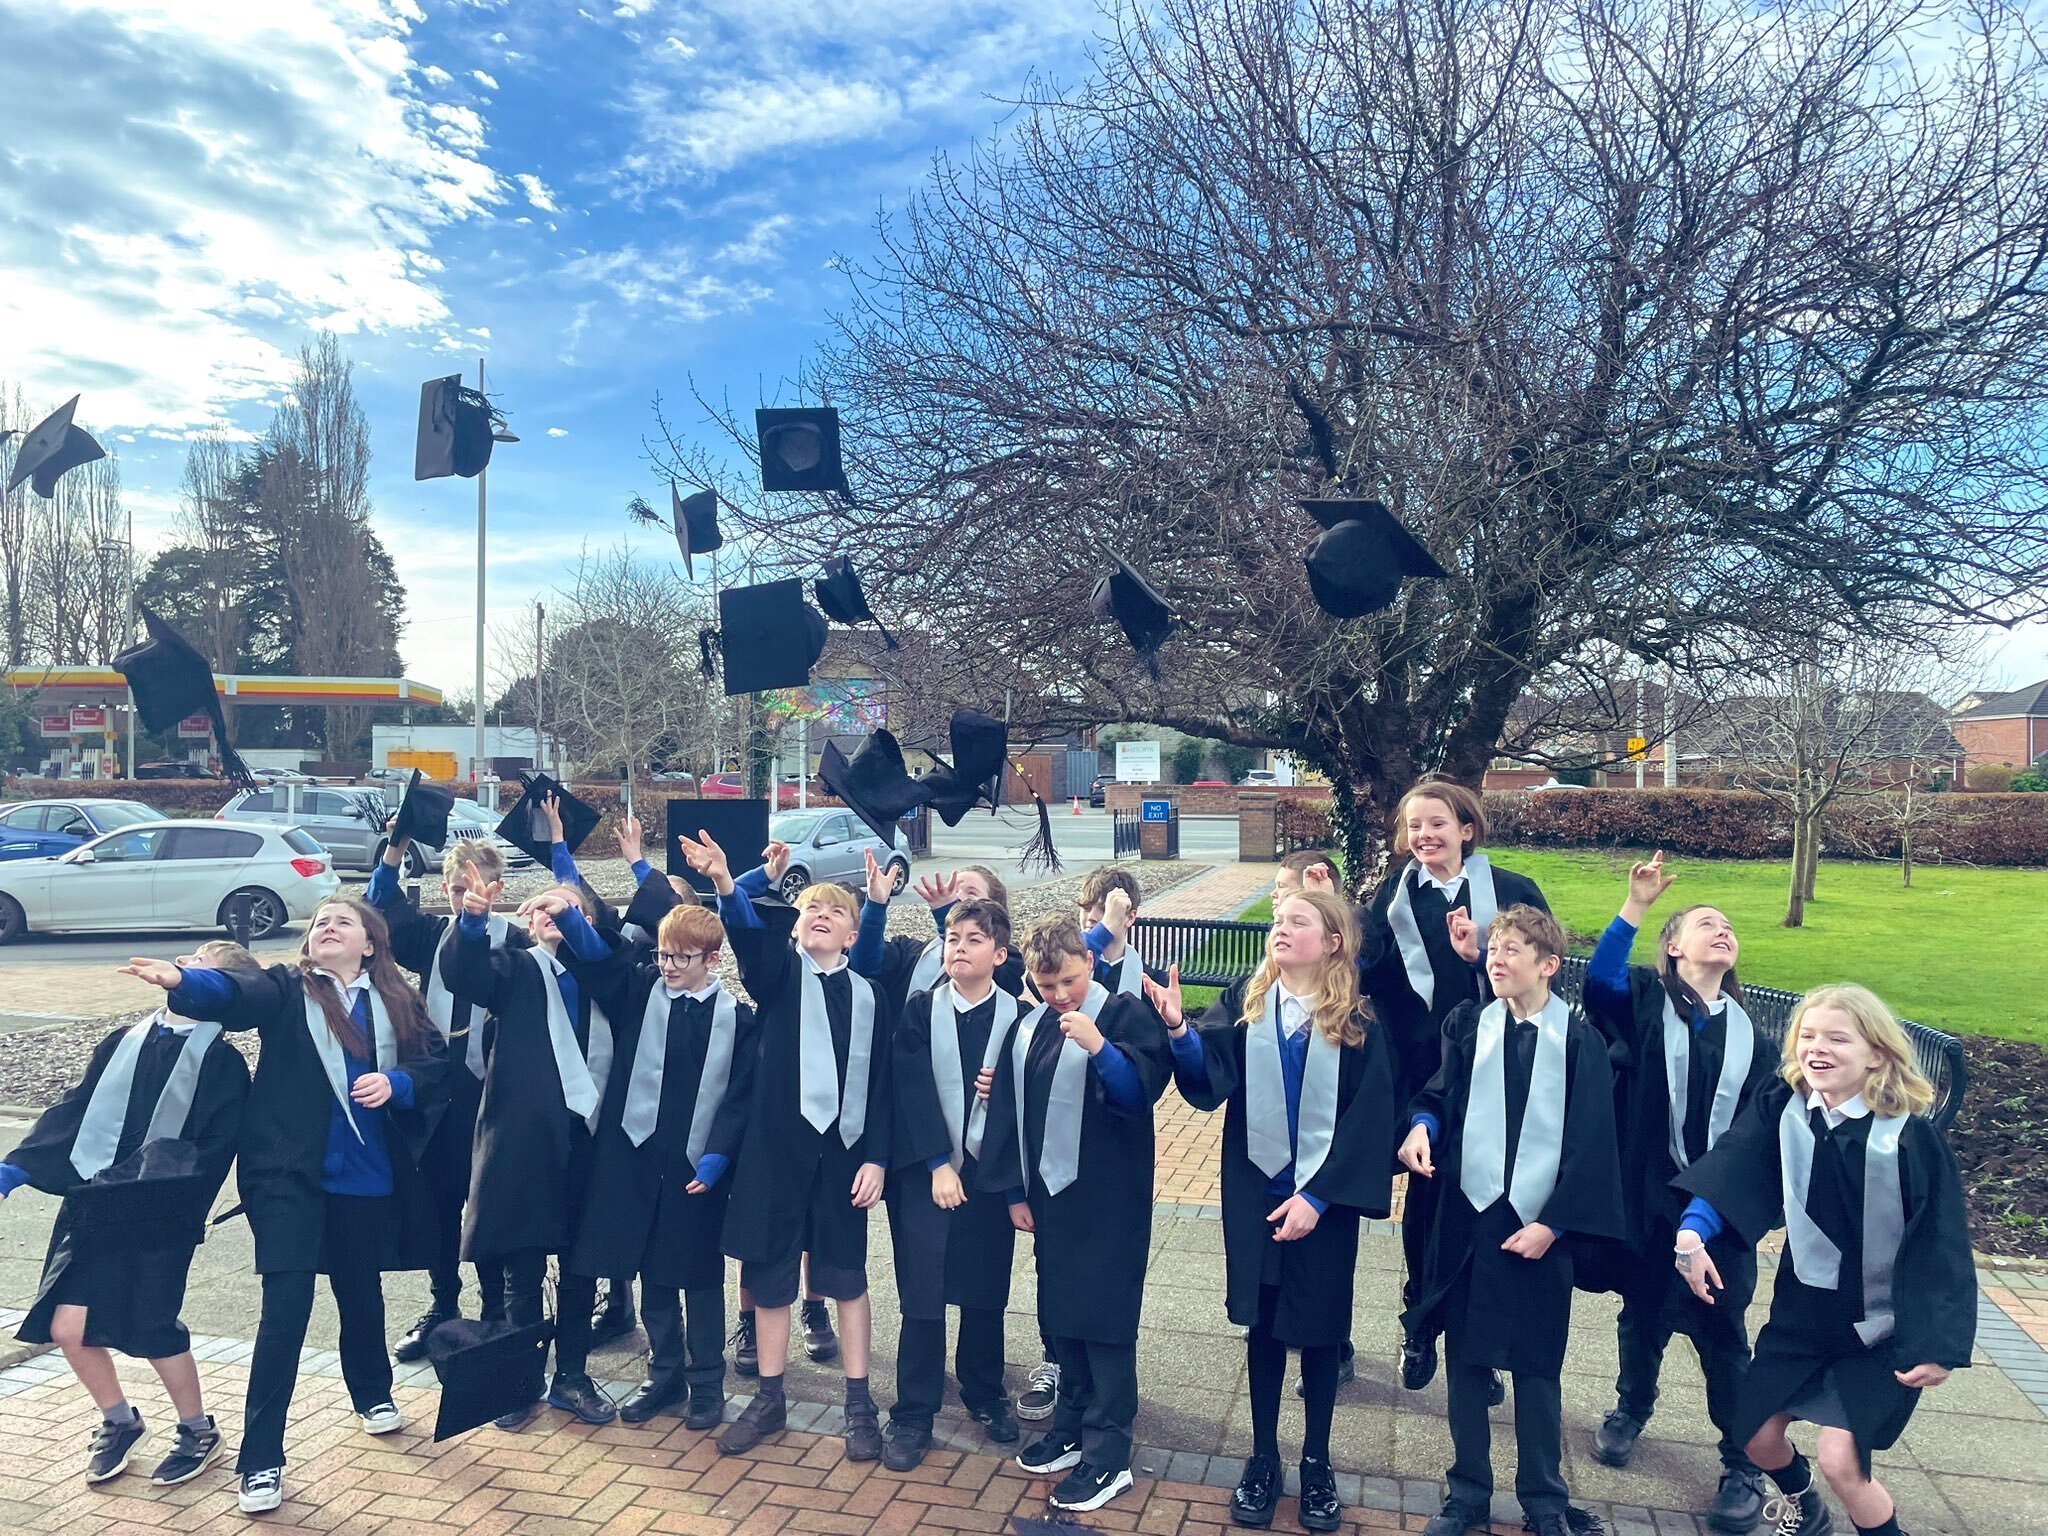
left=357, top=1402, right=404, bottom=1435
left=238, top=1467, right=284, bottom=1514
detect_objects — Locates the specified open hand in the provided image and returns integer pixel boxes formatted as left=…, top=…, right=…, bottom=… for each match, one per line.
left=1445, top=908, right=1481, bottom=963
left=850, top=1161, right=885, bottom=1210
left=762, top=840, right=792, bottom=885
left=915, top=871, right=959, bottom=910
left=1398, top=1122, right=1434, bottom=1178
left=350, top=1072, right=394, bottom=1108
left=931, top=1163, right=966, bottom=1210
left=538, top=791, right=565, bottom=844
left=1143, top=962, right=1185, bottom=1032
left=119, top=957, right=183, bottom=990
left=615, top=813, right=644, bottom=867
left=1675, top=1235, right=1723, bottom=1304
left=864, top=847, right=894, bottom=905
left=461, top=861, right=503, bottom=917
left=1059, top=1010, right=1105, bottom=1055
left=677, top=831, right=733, bottom=892
left=516, top=889, right=570, bottom=920
left=1501, top=1221, right=1556, bottom=1260
left=1623, top=850, right=1676, bottom=922
left=1268, top=1193, right=1321, bottom=1241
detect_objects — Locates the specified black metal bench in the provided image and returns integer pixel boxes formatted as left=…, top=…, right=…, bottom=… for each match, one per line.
left=1129, top=919, right=1970, bottom=1129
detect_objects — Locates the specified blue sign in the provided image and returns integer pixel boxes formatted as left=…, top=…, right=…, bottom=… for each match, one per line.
left=1141, top=799, right=1171, bottom=823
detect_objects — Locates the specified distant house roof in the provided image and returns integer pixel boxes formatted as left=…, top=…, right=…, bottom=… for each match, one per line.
left=1691, top=691, right=1966, bottom=763
left=1953, top=678, right=2048, bottom=719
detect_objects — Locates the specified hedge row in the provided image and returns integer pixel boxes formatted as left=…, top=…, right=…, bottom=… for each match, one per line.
left=1283, top=788, right=2048, bottom=866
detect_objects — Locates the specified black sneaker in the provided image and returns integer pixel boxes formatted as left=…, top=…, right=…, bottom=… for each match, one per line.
left=1592, top=1408, right=1645, bottom=1467
left=394, top=1307, right=453, bottom=1364
left=1707, top=1469, right=1765, bottom=1533
left=1488, top=1368, right=1507, bottom=1407
left=1400, top=1332, right=1439, bottom=1391
left=1761, top=1481, right=1834, bottom=1536
left=1016, top=1427, right=1083, bottom=1475
left=881, top=1420, right=931, bottom=1471
left=801, top=1298, right=839, bottom=1362
left=148, top=1417, right=222, bottom=1486
left=718, top=1392, right=786, bottom=1456
left=1049, top=1462, right=1134, bottom=1512
left=547, top=1372, right=618, bottom=1425
left=84, top=1416, right=147, bottom=1483
left=1297, top=1456, right=1342, bottom=1534
left=1422, top=1496, right=1489, bottom=1536
left=967, top=1399, right=1021, bottom=1444
left=1229, top=1452, right=1280, bottom=1527
left=238, top=1466, right=284, bottom=1514
left=843, top=1402, right=882, bottom=1462
left=731, top=1311, right=759, bottom=1376
left=1015, top=1359, right=1059, bottom=1421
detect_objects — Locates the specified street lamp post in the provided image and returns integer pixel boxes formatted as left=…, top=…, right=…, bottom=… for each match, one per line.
left=471, top=358, right=519, bottom=799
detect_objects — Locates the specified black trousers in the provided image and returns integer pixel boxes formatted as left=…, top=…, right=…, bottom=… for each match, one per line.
left=484, top=1248, right=550, bottom=1395
left=893, top=1307, right=1005, bottom=1428
left=426, top=1183, right=501, bottom=1319
left=641, top=1284, right=726, bottom=1397
left=239, top=1197, right=393, bottom=1474
left=553, top=1272, right=600, bottom=1378
left=1615, top=1254, right=1755, bottom=1469
left=1395, top=1032, right=1443, bottom=1319
left=1049, top=1335, right=1137, bottom=1473
left=1446, top=1361, right=1564, bottom=1520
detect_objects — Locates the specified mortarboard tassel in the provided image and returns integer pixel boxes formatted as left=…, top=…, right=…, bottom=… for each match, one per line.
left=1008, top=761, right=1062, bottom=875
left=698, top=628, right=720, bottom=681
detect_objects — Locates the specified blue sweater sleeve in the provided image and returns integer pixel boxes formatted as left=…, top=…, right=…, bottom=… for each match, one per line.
left=366, top=860, right=401, bottom=908
left=550, top=840, right=580, bottom=885
left=718, top=883, right=763, bottom=930
left=166, top=965, right=239, bottom=1019
left=1411, top=1111, right=1441, bottom=1142
left=631, top=858, right=653, bottom=885
left=0, top=1163, right=28, bottom=1197
left=928, top=901, right=954, bottom=936
left=385, top=1069, right=416, bottom=1110
left=1679, top=1197, right=1724, bottom=1243
left=1089, top=1041, right=1144, bottom=1110
left=1587, top=915, right=1637, bottom=1000
left=457, top=910, right=489, bottom=943
left=554, top=904, right=610, bottom=963
left=850, top=898, right=890, bottom=977
left=693, top=1152, right=729, bottom=1189
left=1166, top=1026, right=1211, bottom=1094
left=735, top=865, right=772, bottom=899
left=1084, top=921, right=1113, bottom=958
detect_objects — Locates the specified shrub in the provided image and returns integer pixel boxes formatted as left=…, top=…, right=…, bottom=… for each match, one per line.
left=1970, top=765, right=2019, bottom=792
left=2011, top=770, right=2048, bottom=793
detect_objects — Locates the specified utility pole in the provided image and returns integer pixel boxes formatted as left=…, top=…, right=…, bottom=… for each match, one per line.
left=533, top=600, right=545, bottom=773
left=473, top=357, right=488, bottom=791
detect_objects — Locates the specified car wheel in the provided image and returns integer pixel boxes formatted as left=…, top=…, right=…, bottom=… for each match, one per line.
left=406, top=842, right=432, bottom=879
left=222, top=887, right=287, bottom=940
left=0, top=893, right=25, bottom=945
left=779, top=867, right=810, bottom=904
left=888, top=858, right=910, bottom=895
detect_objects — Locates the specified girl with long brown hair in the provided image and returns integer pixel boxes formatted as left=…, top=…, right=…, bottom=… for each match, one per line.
left=122, top=893, right=446, bottom=1517
left=1145, top=889, right=1397, bottom=1533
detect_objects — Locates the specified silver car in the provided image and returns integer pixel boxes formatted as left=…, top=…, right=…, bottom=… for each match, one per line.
left=216, top=784, right=391, bottom=872
left=372, top=796, right=537, bottom=879
left=769, top=809, right=910, bottom=904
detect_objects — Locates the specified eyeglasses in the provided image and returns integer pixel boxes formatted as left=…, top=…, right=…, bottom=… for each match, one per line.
left=657, top=950, right=713, bottom=967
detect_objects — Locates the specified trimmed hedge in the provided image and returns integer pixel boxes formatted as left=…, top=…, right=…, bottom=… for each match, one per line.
left=1279, top=788, right=2047, bottom=867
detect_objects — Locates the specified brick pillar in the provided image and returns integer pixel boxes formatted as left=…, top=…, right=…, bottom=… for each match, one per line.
left=1239, top=789, right=1279, bottom=862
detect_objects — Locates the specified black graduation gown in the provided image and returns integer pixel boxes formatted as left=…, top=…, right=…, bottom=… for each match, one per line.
left=720, top=909, right=894, bottom=1273
left=443, top=937, right=606, bottom=1261
left=870, top=926, right=1027, bottom=1019
left=1579, top=964, right=1776, bottom=1299
left=1359, top=862, right=1549, bottom=1091
left=1402, top=999, right=1624, bottom=1376
left=886, top=985, right=1018, bottom=1318
left=10, top=1021, right=249, bottom=1356
left=378, top=888, right=531, bottom=1206
left=206, top=965, right=449, bottom=1275
left=1174, top=980, right=1397, bottom=1346
left=1675, top=1080, right=1976, bottom=1458
left=975, top=992, right=1171, bottom=1345
left=562, top=946, right=759, bottom=1289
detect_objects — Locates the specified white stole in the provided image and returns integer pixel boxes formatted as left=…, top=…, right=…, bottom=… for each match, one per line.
left=1386, top=854, right=1497, bottom=1009
left=798, top=954, right=877, bottom=1147
left=302, top=976, right=398, bottom=1144
left=1460, top=993, right=1569, bottom=1223
left=1778, top=1097, right=1908, bottom=1346
left=69, top=1014, right=220, bottom=1179
left=929, top=985, right=1019, bottom=1169
left=426, top=913, right=507, bottom=1079
left=532, top=950, right=606, bottom=1128
left=1244, top=987, right=1341, bottom=1192
left=1012, top=981, right=1110, bottom=1197
left=1661, top=993, right=1754, bottom=1170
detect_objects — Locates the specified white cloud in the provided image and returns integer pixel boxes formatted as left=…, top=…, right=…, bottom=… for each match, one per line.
left=0, top=0, right=501, bottom=434
left=513, top=172, right=560, bottom=212
left=471, top=68, right=500, bottom=88
left=714, top=215, right=793, bottom=266
left=557, top=242, right=771, bottom=320
left=421, top=62, right=452, bottom=83
left=547, top=426, right=569, bottom=437
left=662, top=35, right=695, bottom=57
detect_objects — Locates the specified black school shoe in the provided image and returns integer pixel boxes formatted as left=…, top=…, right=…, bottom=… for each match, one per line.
left=618, top=1379, right=687, bottom=1424
left=801, top=1298, right=839, bottom=1362
left=967, top=1399, right=1021, bottom=1444
left=84, top=1416, right=148, bottom=1483
left=1016, top=1427, right=1083, bottom=1475
left=394, top=1307, right=453, bottom=1364
left=882, top=1420, right=931, bottom=1472
left=685, top=1393, right=726, bottom=1431
left=148, top=1416, right=223, bottom=1486
left=1049, top=1462, right=1134, bottom=1512
left=1297, top=1457, right=1342, bottom=1533
left=1401, top=1332, right=1439, bottom=1391
left=547, top=1372, right=618, bottom=1425
left=1229, top=1452, right=1280, bottom=1527
left=1707, top=1468, right=1765, bottom=1533
left=843, top=1401, right=883, bottom=1462
left=1422, top=1495, right=1489, bottom=1536
left=1592, top=1407, right=1645, bottom=1467
left=718, top=1393, right=786, bottom=1455
left=731, top=1312, right=759, bottom=1376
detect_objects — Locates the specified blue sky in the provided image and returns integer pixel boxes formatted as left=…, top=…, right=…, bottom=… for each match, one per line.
left=3, top=0, right=2045, bottom=695
left=0, top=0, right=1101, bottom=686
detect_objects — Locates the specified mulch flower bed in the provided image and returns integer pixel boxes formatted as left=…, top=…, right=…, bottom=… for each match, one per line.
left=1950, top=1036, right=2048, bottom=1259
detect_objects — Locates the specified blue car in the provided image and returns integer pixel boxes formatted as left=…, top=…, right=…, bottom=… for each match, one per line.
left=0, top=798, right=166, bottom=862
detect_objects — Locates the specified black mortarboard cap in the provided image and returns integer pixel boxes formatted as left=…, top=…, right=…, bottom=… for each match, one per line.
left=393, top=770, right=454, bottom=849
left=494, top=772, right=600, bottom=865
left=756, top=407, right=850, bottom=496
left=623, top=867, right=685, bottom=937
left=113, top=605, right=256, bottom=790
left=813, top=556, right=898, bottom=649
left=1298, top=498, right=1449, bottom=618
left=64, top=1139, right=213, bottom=1252
left=920, top=708, right=1009, bottom=826
left=818, top=730, right=924, bottom=846
left=414, top=375, right=497, bottom=481
left=715, top=578, right=829, bottom=695
left=1090, top=555, right=1175, bottom=666
left=673, top=486, right=722, bottom=579
left=5, top=395, right=106, bottom=498
left=427, top=1318, right=552, bottom=1441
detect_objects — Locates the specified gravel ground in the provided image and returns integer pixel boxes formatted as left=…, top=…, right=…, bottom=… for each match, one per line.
left=0, top=859, right=1205, bottom=1114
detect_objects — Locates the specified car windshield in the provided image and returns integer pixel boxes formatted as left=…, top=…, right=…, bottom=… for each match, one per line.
left=771, top=812, right=823, bottom=842
left=94, top=801, right=163, bottom=830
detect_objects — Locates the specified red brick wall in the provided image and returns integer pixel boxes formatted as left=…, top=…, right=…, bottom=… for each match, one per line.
left=1954, top=716, right=2041, bottom=770
left=1102, top=783, right=1329, bottom=815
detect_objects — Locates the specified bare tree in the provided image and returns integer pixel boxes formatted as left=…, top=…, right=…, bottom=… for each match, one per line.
left=0, top=383, right=35, bottom=666
left=653, top=0, right=2048, bottom=877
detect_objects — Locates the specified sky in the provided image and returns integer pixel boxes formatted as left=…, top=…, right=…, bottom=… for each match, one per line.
left=0, top=0, right=1102, bottom=690
left=2, top=0, right=2045, bottom=698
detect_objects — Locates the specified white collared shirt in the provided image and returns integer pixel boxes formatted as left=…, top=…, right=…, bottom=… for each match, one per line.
left=661, top=978, right=721, bottom=1004
left=1807, top=1090, right=1871, bottom=1130
left=154, top=1008, right=196, bottom=1037
left=947, top=981, right=997, bottom=1014
left=1278, top=986, right=1313, bottom=1041
left=314, top=969, right=373, bottom=1004
left=802, top=951, right=851, bottom=978
left=1417, top=866, right=1467, bottom=899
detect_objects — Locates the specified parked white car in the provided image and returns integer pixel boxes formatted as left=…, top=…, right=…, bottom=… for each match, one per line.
left=0, top=820, right=341, bottom=945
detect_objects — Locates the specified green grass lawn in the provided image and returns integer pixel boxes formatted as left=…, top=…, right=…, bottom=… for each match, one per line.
left=1232, top=850, right=2048, bottom=1044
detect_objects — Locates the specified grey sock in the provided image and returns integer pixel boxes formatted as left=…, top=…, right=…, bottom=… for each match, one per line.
left=102, top=1400, right=138, bottom=1427
left=180, top=1413, right=214, bottom=1436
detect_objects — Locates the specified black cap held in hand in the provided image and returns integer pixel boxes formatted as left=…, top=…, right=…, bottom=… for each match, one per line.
left=5, top=394, right=106, bottom=498
left=1299, top=498, right=1448, bottom=618
left=112, top=606, right=256, bottom=790
left=494, top=771, right=600, bottom=865
left=427, top=1319, right=555, bottom=1441
left=714, top=578, right=829, bottom=695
